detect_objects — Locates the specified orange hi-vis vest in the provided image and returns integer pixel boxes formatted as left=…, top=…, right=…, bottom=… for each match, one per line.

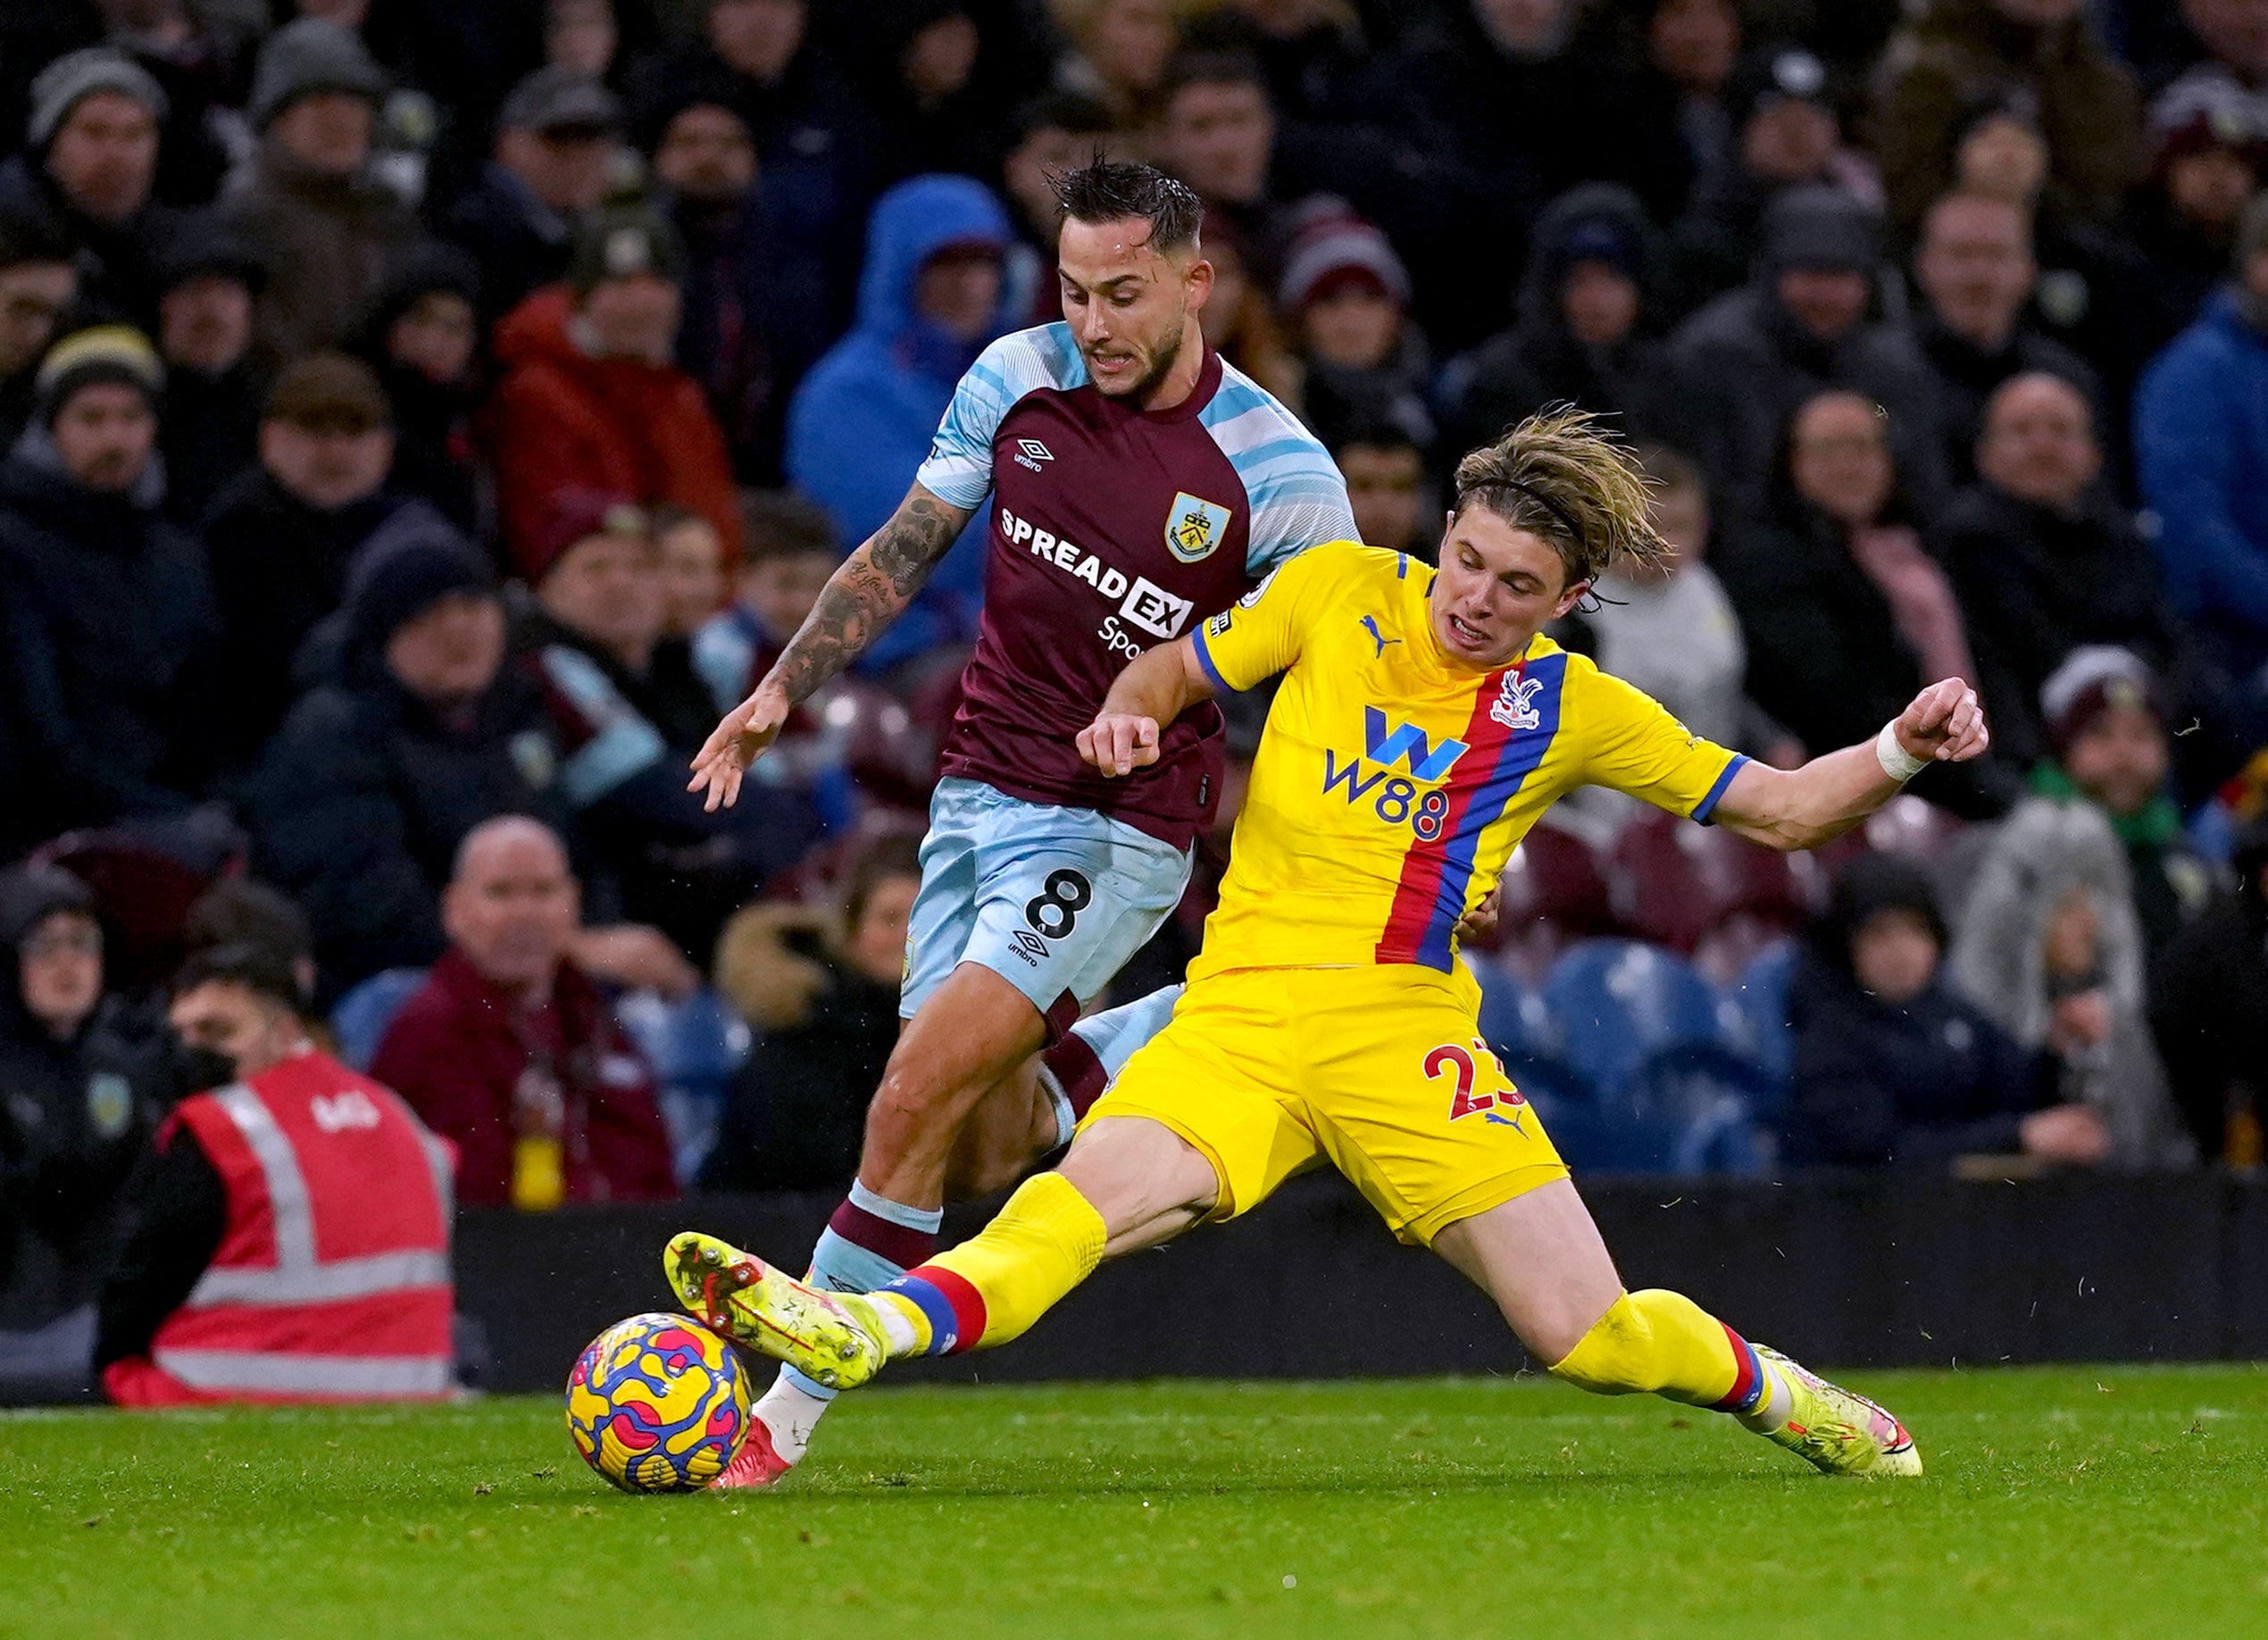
left=112, top=1047, right=456, bottom=1404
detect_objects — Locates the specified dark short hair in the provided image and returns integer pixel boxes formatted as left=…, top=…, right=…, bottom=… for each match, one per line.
left=841, top=829, right=923, bottom=934
left=1331, top=416, right=1423, bottom=461
left=185, top=878, right=313, bottom=969
left=1632, top=443, right=1706, bottom=497
left=1010, top=89, right=1113, bottom=146
left=740, top=488, right=839, bottom=564
left=1161, top=48, right=1269, bottom=107
left=172, top=939, right=309, bottom=1014
left=266, top=351, right=391, bottom=433
left=1051, top=158, right=1205, bottom=256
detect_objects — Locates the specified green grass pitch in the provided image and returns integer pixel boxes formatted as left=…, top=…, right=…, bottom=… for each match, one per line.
left=4, top=1367, right=2264, bottom=1640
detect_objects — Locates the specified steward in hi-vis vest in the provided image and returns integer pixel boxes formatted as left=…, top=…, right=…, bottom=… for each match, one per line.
left=97, top=943, right=455, bottom=1405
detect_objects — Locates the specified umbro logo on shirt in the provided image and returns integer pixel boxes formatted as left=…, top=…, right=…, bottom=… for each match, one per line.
left=1013, top=438, right=1055, bottom=472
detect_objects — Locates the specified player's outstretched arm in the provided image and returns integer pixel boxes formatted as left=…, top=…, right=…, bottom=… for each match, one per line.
left=689, top=484, right=973, bottom=810
left=1075, top=637, right=1216, bottom=777
left=1711, top=678, right=1988, bottom=852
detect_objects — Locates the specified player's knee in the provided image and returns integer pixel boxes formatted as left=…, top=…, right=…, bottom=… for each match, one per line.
left=1546, top=1293, right=1663, bottom=1398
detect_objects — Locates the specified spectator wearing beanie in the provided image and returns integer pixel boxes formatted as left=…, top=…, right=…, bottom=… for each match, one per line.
left=1279, top=200, right=1432, bottom=459
left=485, top=201, right=743, bottom=581
left=0, top=325, right=221, bottom=838
left=1440, top=183, right=1680, bottom=466
left=644, top=77, right=838, bottom=485
left=514, top=489, right=718, bottom=754
left=201, top=354, right=409, bottom=771
left=0, top=212, right=77, bottom=449
left=443, top=66, right=621, bottom=327
left=2133, top=193, right=2268, bottom=693
left=152, top=223, right=266, bottom=525
left=348, top=244, right=483, bottom=531
left=1940, top=374, right=2177, bottom=769
left=1668, top=44, right=1879, bottom=312
left=1665, top=184, right=1949, bottom=528
left=241, top=512, right=577, bottom=999
left=785, top=175, right=1015, bottom=674
left=0, top=48, right=188, bottom=329
left=2126, top=71, right=2268, bottom=356
left=621, top=0, right=871, bottom=251
left=2026, top=649, right=2216, bottom=970
left=220, top=18, right=423, bottom=364
left=511, top=488, right=820, bottom=959
left=1870, top=0, right=2142, bottom=237
left=0, top=862, right=179, bottom=1401
left=1789, top=853, right=2105, bottom=1173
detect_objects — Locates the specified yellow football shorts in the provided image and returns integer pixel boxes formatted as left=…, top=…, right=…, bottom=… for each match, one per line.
left=1085, top=963, right=1569, bottom=1245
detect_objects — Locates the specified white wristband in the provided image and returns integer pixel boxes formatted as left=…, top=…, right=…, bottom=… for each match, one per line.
left=1875, top=721, right=1928, bottom=783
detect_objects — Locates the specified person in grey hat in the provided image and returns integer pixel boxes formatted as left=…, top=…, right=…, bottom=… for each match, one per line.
left=1666, top=184, right=1951, bottom=528
left=443, top=66, right=621, bottom=323
left=220, top=18, right=423, bottom=363
left=0, top=47, right=188, bottom=329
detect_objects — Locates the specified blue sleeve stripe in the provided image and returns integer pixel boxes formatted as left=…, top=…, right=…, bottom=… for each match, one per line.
left=1191, top=627, right=1235, bottom=695
left=1691, top=753, right=1749, bottom=826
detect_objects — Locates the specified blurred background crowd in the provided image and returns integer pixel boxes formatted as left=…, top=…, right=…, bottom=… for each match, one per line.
left=5, top=0, right=2268, bottom=1384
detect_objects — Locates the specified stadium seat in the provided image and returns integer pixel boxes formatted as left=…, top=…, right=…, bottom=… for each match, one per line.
left=1540, top=939, right=1745, bottom=1100
left=1721, top=937, right=1798, bottom=1111
left=1605, top=807, right=1819, bottom=972
left=1472, top=955, right=1589, bottom=1111
left=33, top=811, right=246, bottom=993
left=1490, top=820, right=1614, bottom=982
left=615, top=987, right=754, bottom=1184
left=330, top=967, right=430, bottom=1071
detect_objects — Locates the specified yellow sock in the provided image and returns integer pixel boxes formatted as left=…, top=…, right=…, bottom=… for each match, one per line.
left=875, top=1173, right=1106, bottom=1355
left=1547, top=1288, right=1748, bottom=1408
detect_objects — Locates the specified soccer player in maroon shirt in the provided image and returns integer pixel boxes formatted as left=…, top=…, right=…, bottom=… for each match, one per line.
left=687, top=160, right=1356, bottom=1484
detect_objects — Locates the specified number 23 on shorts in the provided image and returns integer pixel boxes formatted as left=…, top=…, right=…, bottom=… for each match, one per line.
left=1426, top=1039, right=1528, bottom=1126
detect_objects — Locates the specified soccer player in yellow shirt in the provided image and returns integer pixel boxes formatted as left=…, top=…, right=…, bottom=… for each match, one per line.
left=668, top=409, right=1989, bottom=1478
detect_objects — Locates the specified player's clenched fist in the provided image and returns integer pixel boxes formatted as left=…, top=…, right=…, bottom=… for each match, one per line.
left=1893, top=678, right=1989, bottom=765
left=1078, top=712, right=1161, bottom=777
left=688, top=682, right=791, bottom=811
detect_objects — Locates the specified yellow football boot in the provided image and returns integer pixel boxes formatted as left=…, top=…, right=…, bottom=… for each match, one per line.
left=1755, top=1344, right=1923, bottom=1477
left=664, top=1231, right=891, bottom=1392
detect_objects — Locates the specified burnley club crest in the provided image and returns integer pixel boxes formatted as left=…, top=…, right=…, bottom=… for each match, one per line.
left=1166, top=492, right=1231, bottom=562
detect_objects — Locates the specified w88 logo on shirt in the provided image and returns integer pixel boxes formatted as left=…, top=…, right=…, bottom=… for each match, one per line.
left=1320, top=708, right=1462, bottom=840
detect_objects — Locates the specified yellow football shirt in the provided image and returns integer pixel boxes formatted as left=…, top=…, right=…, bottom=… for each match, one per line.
left=1188, top=539, right=1747, bottom=978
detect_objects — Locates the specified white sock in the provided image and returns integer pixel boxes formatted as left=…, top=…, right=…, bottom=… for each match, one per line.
left=867, top=1295, right=920, bottom=1357
left=1734, top=1357, right=1796, bottom=1435
left=752, top=1375, right=832, bottom=1463
left=1036, top=1061, right=1078, bottom=1149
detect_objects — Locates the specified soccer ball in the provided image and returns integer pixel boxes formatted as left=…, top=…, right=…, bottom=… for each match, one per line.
left=565, top=1311, right=751, bottom=1492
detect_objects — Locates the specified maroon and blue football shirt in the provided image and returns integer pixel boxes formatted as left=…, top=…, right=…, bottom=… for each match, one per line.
left=914, top=322, right=1355, bottom=848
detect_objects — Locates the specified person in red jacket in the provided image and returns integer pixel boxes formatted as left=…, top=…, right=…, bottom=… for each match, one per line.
left=483, top=200, right=743, bottom=580
left=370, top=814, right=680, bottom=1210
left=96, top=942, right=457, bottom=1405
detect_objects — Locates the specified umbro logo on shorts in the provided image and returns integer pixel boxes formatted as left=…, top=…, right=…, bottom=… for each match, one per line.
left=1011, top=928, right=1048, bottom=964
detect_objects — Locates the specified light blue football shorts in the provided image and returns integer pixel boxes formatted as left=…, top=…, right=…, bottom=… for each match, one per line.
left=900, top=777, right=1193, bottom=1039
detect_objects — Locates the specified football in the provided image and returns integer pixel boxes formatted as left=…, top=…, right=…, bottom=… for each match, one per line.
left=564, top=1311, right=750, bottom=1492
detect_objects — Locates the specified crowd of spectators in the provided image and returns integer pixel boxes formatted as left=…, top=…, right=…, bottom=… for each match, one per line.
left=6, top=0, right=2268, bottom=1390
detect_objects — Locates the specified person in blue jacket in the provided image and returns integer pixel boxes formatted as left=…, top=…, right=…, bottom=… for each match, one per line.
left=2134, top=196, right=2268, bottom=703
left=784, top=173, right=1024, bottom=677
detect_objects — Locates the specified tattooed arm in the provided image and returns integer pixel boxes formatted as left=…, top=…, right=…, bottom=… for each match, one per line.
left=689, top=484, right=972, bottom=809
